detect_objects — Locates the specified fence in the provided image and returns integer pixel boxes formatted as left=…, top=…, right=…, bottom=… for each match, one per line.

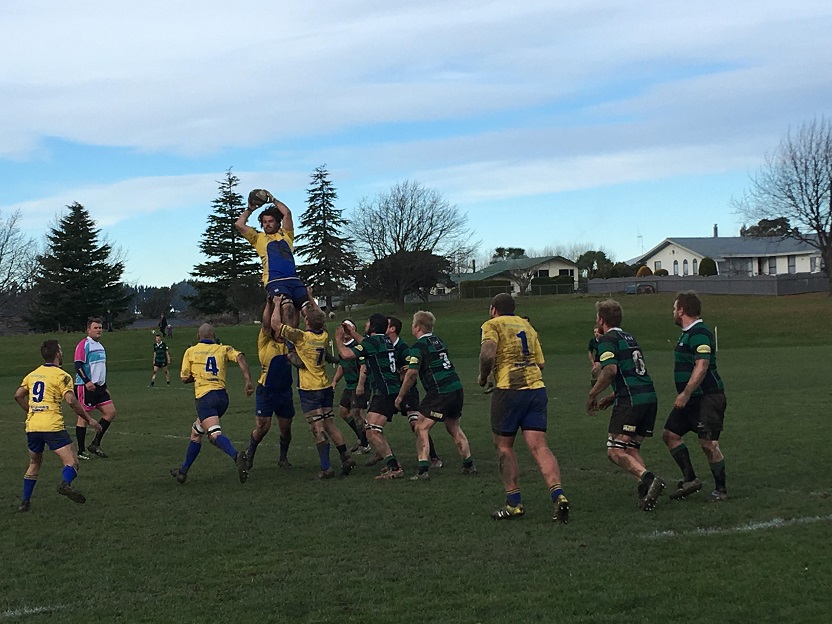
left=588, top=272, right=829, bottom=296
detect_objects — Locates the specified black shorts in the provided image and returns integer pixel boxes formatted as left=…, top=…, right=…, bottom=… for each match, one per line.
left=369, top=394, right=397, bottom=420
left=339, top=388, right=369, bottom=410
left=664, top=392, right=726, bottom=440
left=154, top=361, right=167, bottom=369
left=398, top=386, right=419, bottom=416
left=608, top=402, right=657, bottom=438
left=419, top=389, right=464, bottom=422
left=74, top=383, right=112, bottom=411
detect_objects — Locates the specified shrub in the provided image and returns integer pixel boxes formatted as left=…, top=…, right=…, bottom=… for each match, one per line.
left=654, top=268, right=669, bottom=276
left=636, top=265, right=653, bottom=277
left=698, top=257, right=718, bottom=276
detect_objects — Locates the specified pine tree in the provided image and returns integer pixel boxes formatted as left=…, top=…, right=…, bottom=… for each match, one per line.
left=188, top=169, right=261, bottom=323
left=295, top=165, right=358, bottom=310
left=29, top=202, right=131, bottom=331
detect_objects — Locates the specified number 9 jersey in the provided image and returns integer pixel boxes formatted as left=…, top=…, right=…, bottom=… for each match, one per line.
left=481, top=316, right=545, bottom=391
left=181, top=341, right=243, bottom=398
left=20, top=364, right=74, bottom=432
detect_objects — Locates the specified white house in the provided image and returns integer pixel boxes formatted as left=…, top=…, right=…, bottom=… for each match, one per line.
left=456, top=255, right=580, bottom=294
left=633, top=230, right=822, bottom=277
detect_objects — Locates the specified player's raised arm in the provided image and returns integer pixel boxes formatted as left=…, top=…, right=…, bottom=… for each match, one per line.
left=235, top=202, right=256, bottom=237
left=272, top=198, right=293, bottom=232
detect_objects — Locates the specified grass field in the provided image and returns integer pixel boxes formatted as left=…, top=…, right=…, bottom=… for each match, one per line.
left=1, top=293, right=831, bottom=623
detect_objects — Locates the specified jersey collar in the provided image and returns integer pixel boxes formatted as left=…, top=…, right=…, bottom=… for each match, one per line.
left=681, top=319, right=703, bottom=331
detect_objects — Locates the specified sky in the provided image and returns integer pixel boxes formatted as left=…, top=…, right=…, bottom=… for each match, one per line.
left=2, top=1, right=831, bottom=286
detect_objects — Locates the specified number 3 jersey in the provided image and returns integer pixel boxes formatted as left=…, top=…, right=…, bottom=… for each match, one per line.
left=180, top=340, right=242, bottom=398
left=20, top=364, right=74, bottom=432
left=406, top=334, right=463, bottom=395
left=480, top=316, right=545, bottom=391
left=597, top=328, right=657, bottom=405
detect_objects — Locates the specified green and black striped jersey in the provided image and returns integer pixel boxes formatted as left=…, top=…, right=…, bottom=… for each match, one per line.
left=338, top=340, right=360, bottom=390
left=674, top=320, right=724, bottom=396
left=597, top=328, right=657, bottom=406
left=406, top=333, right=463, bottom=395
left=350, top=334, right=401, bottom=396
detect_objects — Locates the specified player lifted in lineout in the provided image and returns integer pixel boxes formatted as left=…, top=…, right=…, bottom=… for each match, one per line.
left=235, top=189, right=309, bottom=330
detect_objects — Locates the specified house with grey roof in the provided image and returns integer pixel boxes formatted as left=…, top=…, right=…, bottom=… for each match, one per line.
left=633, top=229, right=822, bottom=277
left=455, top=255, right=579, bottom=294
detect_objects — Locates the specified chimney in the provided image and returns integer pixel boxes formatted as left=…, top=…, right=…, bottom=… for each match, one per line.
left=471, top=259, right=476, bottom=273
left=713, top=224, right=719, bottom=238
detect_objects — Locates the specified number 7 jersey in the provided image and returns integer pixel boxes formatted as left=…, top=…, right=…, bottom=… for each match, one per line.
left=181, top=340, right=243, bottom=398
left=481, top=316, right=545, bottom=390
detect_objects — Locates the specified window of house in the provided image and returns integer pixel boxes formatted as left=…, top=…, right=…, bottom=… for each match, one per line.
left=535, top=269, right=549, bottom=278
left=673, top=260, right=679, bottom=275
left=683, top=259, right=689, bottom=276
left=811, top=256, right=818, bottom=272
left=558, top=269, right=574, bottom=276
left=788, top=255, right=796, bottom=274
left=654, top=261, right=661, bottom=271
left=768, top=257, right=776, bottom=274
left=435, top=287, right=445, bottom=295
left=692, top=259, right=698, bottom=275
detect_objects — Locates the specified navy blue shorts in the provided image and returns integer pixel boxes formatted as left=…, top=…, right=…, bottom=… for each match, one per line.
left=256, top=384, right=295, bottom=419
left=27, top=430, right=73, bottom=453
left=266, top=278, right=309, bottom=309
left=490, top=387, right=548, bottom=436
left=196, top=390, right=229, bottom=420
left=298, top=387, right=334, bottom=414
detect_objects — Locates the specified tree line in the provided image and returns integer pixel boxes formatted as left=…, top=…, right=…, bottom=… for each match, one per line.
left=2, top=117, right=831, bottom=333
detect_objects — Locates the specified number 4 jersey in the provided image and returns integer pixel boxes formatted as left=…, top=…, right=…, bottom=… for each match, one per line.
left=480, top=316, right=545, bottom=391
left=597, top=328, right=657, bottom=405
left=181, top=340, right=243, bottom=398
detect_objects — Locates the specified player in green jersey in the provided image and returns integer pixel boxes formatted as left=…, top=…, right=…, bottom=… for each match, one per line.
left=335, top=314, right=404, bottom=480
left=396, top=311, right=474, bottom=480
left=587, top=326, right=602, bottom=386
left=149, top=333, right=171, bottom=387
left=587, top=299, right=665, bottom=511
left=331, top=319, right=371, bottom=454
left=661, top=291, right=728, bottom=503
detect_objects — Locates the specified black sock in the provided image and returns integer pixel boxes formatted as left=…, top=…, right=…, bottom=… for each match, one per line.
left=336, top=443, right=349, bottom=461
left=92, top=418, right=112, bottom=446
left=670, top=444, right=697, bottom=482
left=248, top=434, right=262, bottom=460
left=385, top=456, right=400, bottom=471
left=428, top=435, right=438, bottom=460
left=346, top=418, right=360, bottom=436
left=76, top=426, right=87, bottom=452
left=710, top=459, right=727, bottom=492
left=279, top=435, right=291, bottom=460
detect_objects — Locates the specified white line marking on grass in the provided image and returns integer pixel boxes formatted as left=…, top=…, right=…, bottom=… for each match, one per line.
left=0, top=605, right=66, bottom=619
left=643, top=514, right=832, bottom=539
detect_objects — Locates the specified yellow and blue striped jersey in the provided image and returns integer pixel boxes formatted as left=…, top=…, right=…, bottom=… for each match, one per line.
left=280, top=326, right=330, bottom=391
left=180, top=341, right=242, bottom=399
left=481, top=315, right=545, bottom=390
left=20, top=364, right=74, bottom=432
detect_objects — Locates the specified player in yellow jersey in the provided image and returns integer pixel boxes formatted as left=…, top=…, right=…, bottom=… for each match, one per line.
left=242, top=302, right=297, bottom=472
left=14, top=340, right=102, bottom=512
left=170, top=324, right=254, bottom=485
left=272, top=293, right=356, bottom=479
left=235, top=190, right=309, bottom=329
left=479, top=293, right=569, bottom=523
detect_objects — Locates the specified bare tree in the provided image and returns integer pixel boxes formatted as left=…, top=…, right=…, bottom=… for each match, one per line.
left=733, top=117, right=832, bottom=293
left=0, top=209, right=38, bottom=328
left=351, top=180, right=475, bottom=261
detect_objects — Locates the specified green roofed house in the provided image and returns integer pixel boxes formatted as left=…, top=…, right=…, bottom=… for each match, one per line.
left=633, top=227, right=823, bottom=277
left=455, top=255, right=580, bottom=297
